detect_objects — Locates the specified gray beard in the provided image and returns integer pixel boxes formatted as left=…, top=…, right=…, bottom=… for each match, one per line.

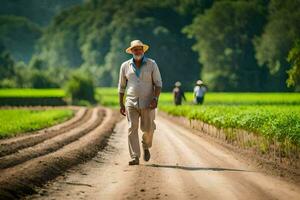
left=133, top=54, right=144, bottom=60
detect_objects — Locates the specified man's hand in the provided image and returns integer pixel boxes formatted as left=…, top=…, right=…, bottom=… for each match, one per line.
left=120, top=104, right=126, bottom=116
left=149, top=86, right=161, bottom=109
left=149, top=98, right=158, bottom=109
left=119, top=92, right=126, bottom=116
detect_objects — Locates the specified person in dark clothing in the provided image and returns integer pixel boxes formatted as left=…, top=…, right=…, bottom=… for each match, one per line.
left=173, top=81, right=186, bottom=106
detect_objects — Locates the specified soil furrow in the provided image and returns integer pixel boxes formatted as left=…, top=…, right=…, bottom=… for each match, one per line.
left=0, top=107, right=89, bottom=157
left=0, top=108, right=104, bottom=169
left=0, top=107, right=120, bottom=200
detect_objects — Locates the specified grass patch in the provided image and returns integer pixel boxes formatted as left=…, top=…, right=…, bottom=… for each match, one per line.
left=0, top=88, right=65, bottom=98
left=0, top=109, right=74, bottom=139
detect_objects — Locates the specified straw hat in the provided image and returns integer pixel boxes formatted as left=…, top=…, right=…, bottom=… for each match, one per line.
left=196, top=80, right=203, bottom=85
left=175, top=81, right=181, bottom=87
left=126, top=40, right=149, bottom=54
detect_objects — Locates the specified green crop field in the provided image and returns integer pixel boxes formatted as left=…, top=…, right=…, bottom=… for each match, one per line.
left=160, top=105, right=300, bottom=145
left=0, top=109, right=74, bottom=139
left=0, top=89, right=66, bottom=98
left=2, top=87, right=299, bottom=153
left=159, top=92, right=300, bottom=105
left=95, top=88, right=119, bottom=107
left=96, top=87, right=300, bottom=154
left=96, top=87, right=300, bottom=106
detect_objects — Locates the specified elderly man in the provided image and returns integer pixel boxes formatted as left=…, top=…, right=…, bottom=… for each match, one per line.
left=118, top=40, right=162, bottom=165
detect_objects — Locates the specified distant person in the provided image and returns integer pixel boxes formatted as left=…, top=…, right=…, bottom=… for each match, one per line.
left=173, top=81, right=186, bottom=106
left=193, top=80, right=207, bottom=104
left=118, top=40, right=162, bottom=166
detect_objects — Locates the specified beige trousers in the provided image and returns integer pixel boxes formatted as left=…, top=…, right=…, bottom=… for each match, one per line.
left=126, top=106, right=156, bottom=159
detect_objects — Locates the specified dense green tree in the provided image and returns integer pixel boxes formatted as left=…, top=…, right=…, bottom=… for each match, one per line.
left=0, top=42, right=15, bottom=80
left=1, top=0, right=299, bottom=92
left=183, top=0, right=268, bottom=91
left=254, top=0, right=300, bottom=91
left=32, top=0, right=202, bottom=91
left=30, top=70, right=59, bottom=88
left=0, top=15, right=42, bottom=63
left=287, top=40, right=300, bottom=91
left=65, top=70, right=96, bottom=104
left=0, top=0, right=83, bottom=26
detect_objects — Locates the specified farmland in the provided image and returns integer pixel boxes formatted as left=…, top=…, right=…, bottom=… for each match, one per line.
left=95, top=87, right=300, bottom=106
left=1, top=0, right=299, bottom=197
left=0, top=88, right=299, bottom=198
left=96, top=88, right=300, bottom=155
left=0, top=89, right=67, bottom=106
left=0, top=89, right=65, bottom=98
left=0, top=109, right=74, bottom=139
left=1, top=87, right=300, bottom=153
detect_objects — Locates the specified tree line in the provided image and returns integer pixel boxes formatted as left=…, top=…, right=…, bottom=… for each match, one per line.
left=0, top=0, right=299, bottom=91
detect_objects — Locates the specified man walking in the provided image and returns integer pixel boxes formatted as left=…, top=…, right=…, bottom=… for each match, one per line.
left=118, top=40, right=163, bottom=165
left=193, top=80, right=207, bottom=104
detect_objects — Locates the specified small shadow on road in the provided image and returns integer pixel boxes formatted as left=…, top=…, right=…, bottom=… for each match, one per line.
left=143, top=163, right=252, bottom=172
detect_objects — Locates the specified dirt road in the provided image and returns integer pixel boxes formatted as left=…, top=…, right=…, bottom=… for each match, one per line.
left=26, top=114, right=300, bottom=200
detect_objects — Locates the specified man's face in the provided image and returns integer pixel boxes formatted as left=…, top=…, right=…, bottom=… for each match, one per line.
left=131, top=46, right=144, bottom=59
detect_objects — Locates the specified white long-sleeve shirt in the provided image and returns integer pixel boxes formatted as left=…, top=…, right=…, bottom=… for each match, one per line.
left=118, top=57, right=162, bottom=108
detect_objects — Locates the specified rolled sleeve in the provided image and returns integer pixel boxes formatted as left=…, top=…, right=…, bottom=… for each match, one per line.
left=118, top=64, right=127, bottom=93
left=152, top=62, right=162, bottom=88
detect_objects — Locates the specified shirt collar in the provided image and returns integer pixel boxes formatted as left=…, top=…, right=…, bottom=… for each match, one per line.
left=130, top=55, right=147, bottom=65
left=130, top=56, right=147, bottom=78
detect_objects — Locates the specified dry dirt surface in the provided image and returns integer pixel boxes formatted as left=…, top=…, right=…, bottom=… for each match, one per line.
left=24, top=114, right=300, bottom=200
left=0, top=106, right=120, bottom=199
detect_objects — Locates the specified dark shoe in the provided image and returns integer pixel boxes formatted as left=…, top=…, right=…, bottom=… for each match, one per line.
left=144, top=149, right=151, bottom=161
left=129, top=158, right=139, bottom=165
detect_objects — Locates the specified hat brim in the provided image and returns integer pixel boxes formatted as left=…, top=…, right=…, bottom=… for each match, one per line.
left=196, top=81, right=203, bottom=85
left=126, top=44, right=149, bottom=54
